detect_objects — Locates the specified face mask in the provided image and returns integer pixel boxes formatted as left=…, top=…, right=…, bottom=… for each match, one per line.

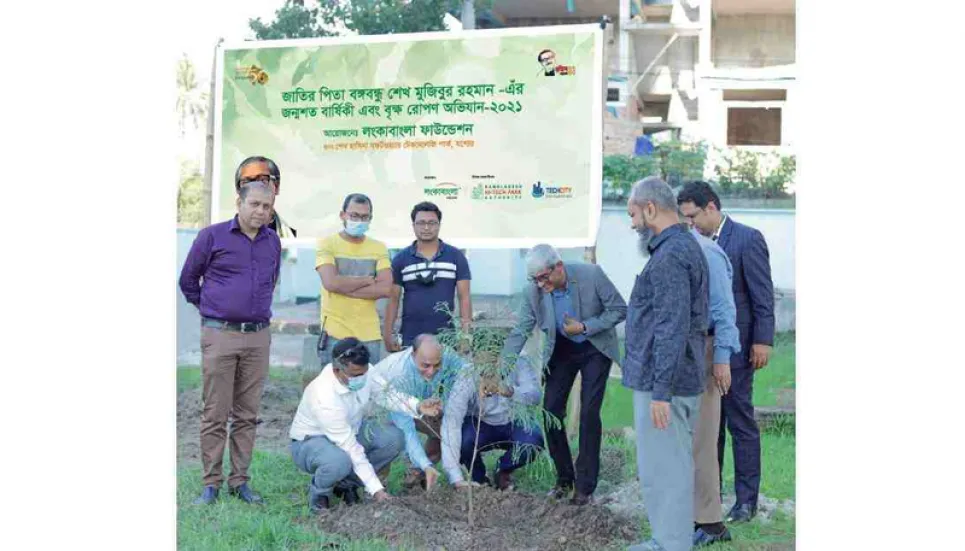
left=344, top=220, right=369, bottom=237
left=345, top=372, right=367, bottom=392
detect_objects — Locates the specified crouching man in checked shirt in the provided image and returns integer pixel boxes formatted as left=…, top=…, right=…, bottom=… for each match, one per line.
left=440, top=352, right=544, bottom=491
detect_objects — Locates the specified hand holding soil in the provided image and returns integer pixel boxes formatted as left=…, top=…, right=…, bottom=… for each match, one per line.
left=373, top=490, right=391, bottom=502
left=479, top=377, right=500, bottom=396
left=419, top=397, right=442, bottom=417
left=562, top=314, right=585, bottom=336
left=424, top=466, right=439, bottom=493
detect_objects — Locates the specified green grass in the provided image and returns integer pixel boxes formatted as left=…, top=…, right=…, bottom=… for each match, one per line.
left=615, top=331, right=796, bottom=409
left=177, top=366, right=303, bottom=394
left=752, top=332, right=796, bottom=408
left=178, top=451, right=396, bottom=551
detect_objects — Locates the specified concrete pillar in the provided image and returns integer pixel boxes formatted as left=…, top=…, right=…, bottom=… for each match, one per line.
left=462, top=0, right=475, bottom=30
left=698, top=0, right=711, bottom=72
left=619, top=0, right=630, bottom=76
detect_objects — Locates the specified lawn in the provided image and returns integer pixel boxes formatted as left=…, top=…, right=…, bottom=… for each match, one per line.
left=177, top=332, right=795, bottom=550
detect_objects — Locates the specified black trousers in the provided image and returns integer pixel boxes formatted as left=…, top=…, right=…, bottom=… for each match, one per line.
left=543, top=335, right=612, bottom=496
left=718, top=365, right=761, bottom=507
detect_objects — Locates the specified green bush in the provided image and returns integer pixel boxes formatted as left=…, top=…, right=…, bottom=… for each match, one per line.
left=603, top=139, right=707, bottom=201
left=714, top=148, right=796, bottom=199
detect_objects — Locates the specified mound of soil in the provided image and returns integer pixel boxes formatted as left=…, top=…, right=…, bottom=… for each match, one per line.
left=177, top=381, right=301, bottom=463
left=315, top=485, right=639, bottom=551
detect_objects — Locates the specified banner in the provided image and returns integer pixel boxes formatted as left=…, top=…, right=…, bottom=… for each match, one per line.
left=213, top=25, right=603, bottom=248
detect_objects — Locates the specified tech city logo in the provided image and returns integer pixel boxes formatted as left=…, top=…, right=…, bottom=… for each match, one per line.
left=531, top=182, right=573, bottom=199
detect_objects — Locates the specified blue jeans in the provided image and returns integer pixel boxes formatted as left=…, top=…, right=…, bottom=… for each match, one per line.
left=290, top=420, right=403, bottom=506
left=459, top=417, right=544, bottom=483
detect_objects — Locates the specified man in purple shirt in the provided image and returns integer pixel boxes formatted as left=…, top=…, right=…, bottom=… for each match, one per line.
left=179, top=179, right=282, bottom=506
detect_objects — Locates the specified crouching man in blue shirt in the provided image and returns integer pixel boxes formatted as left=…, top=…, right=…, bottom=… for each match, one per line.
left=370, top=333, right=463, bottom=491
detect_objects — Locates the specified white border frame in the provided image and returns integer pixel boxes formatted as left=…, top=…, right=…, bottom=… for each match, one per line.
left=211, top=24, right=604, bottom=249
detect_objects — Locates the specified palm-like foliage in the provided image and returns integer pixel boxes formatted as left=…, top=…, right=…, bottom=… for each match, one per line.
left=176, top=54, right=208, bottom=137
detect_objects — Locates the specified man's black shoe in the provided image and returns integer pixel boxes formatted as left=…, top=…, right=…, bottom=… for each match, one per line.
left=725, top=502, right=757, bottom=523
left=193, top=485, right=219, bottom=505
left=547, top=480, right=574, bottom=500
left=228, top=483, right=265, bottom=505
left=693, top=526, right=733, bottom=547
left=334, top=487, right=360, bottom=506
left=569, top=491, right=593, bottom=506
left=309, top=495, right=330, bottom=514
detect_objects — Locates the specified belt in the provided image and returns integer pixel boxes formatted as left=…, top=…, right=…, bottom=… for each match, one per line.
left=202, top=318, right=269, bottom=333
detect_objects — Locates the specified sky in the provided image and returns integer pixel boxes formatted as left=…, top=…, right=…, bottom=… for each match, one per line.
left=176, top=0, right=282, bottom=164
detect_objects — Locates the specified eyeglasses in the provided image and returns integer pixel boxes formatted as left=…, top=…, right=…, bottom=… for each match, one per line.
left=345, top=212, right=372, bottom=222
left=238, top=174, right=278, bottom=185
left=529, top=264, right=557, bottom=284
left=414, top=220, right=440, bottom=228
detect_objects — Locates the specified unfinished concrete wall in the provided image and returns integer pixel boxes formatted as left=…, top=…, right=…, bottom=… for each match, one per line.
left=632, top=35, right=697, bottom=95
left=712, top=14, right=795, bottom=68
left=603, top=111, right=642, bottom=156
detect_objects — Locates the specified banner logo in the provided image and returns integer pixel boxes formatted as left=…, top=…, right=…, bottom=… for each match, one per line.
left=537, top=49, right=576, bottom=77
left=471, top=183, right=523, bottom=200
left=424, top=182, right=460, bottom=200
left=235, top=64, right=269, bottom=85
left=531, top=182, right=573, bottom=199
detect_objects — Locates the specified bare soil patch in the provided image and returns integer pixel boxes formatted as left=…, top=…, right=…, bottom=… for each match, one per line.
left=177, top=380, right=300, bottom=463
left=315, top=485, right=639, bottom=551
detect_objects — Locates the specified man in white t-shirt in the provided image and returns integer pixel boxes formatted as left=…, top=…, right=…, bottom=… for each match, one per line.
left=289, top=337, right=441, bottom=513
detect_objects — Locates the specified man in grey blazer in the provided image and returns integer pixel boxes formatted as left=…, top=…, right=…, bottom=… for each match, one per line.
left=501, top=244, right=627, bottom=504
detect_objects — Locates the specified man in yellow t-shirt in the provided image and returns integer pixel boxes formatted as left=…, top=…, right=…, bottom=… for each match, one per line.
left=315, top=193, right=393, bottom=369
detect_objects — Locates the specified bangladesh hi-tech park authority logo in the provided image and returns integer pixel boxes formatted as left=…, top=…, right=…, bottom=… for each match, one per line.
left=471, top=184, right=523, bottom=200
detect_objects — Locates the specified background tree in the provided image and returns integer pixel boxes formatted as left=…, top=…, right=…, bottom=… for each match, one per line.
left=249, top=0, right=493, bottom=38
left=176, top=54, right=207, bottom=137
left=177, top=161, right=204, bottom=226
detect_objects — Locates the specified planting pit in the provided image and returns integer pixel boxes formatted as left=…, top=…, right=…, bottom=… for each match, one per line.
left=315, top=484, right=639, bottom=551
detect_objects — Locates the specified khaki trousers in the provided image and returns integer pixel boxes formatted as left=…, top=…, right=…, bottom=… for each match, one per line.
left=693, top=335, right=723, bottom=523
left=200, top=326, right=270, bottom=488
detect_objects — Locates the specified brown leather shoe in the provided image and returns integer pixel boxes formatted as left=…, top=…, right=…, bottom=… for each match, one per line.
left=495, top=469, right=515, bottom=491
left=569, top=492, right=593, bottom=506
